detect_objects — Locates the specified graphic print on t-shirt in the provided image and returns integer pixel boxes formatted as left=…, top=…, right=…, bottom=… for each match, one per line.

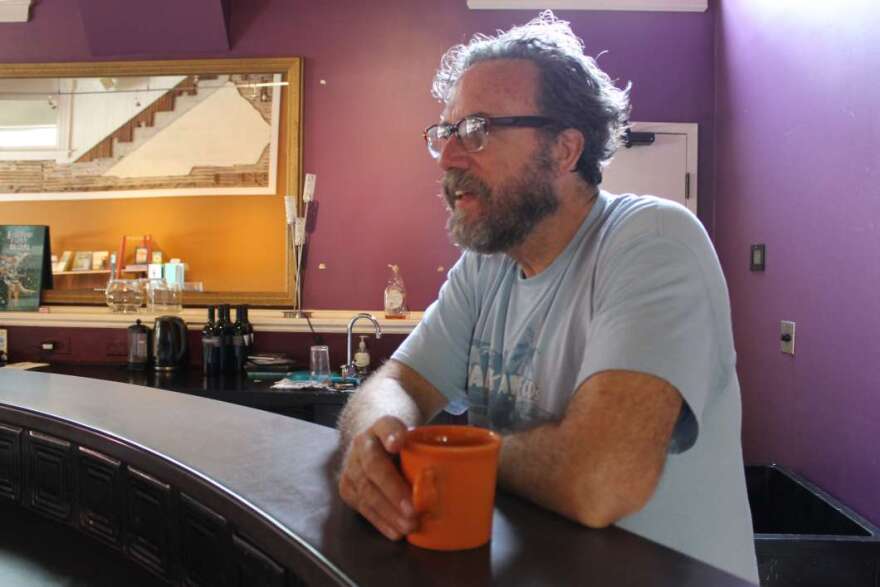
left=465, top=326, right=555, bottom=431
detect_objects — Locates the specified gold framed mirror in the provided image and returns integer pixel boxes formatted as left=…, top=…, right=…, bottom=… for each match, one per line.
left=0, top=57, right=302, bottom=307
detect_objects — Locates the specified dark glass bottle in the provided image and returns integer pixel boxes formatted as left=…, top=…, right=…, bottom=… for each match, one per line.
left=202, top=305, right=221, bottom=377
left=232, top=305, right=247, bottom=373
left=215, top=304, right=236, bottom=374
left=239, top=305, right=255, bottom=356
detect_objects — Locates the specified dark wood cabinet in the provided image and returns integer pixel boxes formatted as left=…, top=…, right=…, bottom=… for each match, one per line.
left=125, top=466, right=175, bottom=578
left=77, top=445, right=124, bottom=547
left=0, top=423, right=22, bottom=502
left=231, top=533, right=288, bottom=587
left=26, top=430, right=74, bottom=522
left=180, top=492, right=230, bottom=587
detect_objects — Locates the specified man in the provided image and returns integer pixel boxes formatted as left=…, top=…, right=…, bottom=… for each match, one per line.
left=337, top=12, right=758, bottom=584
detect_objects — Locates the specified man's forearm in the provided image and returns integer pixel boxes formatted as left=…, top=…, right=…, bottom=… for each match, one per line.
left=498, top=372, right=682, bottom=528
left=337, top=363, right=426, bottom=448
left=498, top=421, right=595, bottom=524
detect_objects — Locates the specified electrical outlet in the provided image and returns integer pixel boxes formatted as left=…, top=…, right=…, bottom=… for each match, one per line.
left=39, top=336, right=71, bottom=355
left=780, top=321, right=796, bottom=355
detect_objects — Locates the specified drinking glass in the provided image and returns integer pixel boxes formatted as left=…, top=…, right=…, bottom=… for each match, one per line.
left=147, top=280, right=182, bottom=313
left=309, top=345, right=331, bottom=384
left=105, top=279, right=144, bottom=313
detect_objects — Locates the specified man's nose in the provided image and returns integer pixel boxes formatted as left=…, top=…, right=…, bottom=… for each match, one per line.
left=437, top=136, right=470, bottom=171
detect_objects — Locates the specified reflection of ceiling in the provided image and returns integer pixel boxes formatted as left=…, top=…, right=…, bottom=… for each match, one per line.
left=0, top=99, right=56, bottom=126
left=0, top=0, right=33, bottom=23
left=76, top=0, right=229, bottom=56
left=104, top=83, right=269, bottom=178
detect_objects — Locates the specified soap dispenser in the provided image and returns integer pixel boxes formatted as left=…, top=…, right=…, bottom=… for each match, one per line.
left=354, top=335, right=371, bottom=375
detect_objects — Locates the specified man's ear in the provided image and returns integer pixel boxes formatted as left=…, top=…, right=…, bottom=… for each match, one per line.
left=553, top=128, right=585, bottom=174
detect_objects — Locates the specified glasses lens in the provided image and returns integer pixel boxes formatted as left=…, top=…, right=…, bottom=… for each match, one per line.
left=460, top=117, right=487, bottom=153
left=425, top=125, right=444, bottom=158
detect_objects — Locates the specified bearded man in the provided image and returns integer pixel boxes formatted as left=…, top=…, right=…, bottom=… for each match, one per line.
left=337, top=12, right=758, bottom=584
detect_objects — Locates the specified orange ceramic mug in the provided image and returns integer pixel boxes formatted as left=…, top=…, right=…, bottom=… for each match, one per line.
left=400, top=425, right=501, bottom=551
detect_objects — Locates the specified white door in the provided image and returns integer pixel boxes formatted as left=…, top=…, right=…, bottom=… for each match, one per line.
left=601, top=122, right=698, bottom=214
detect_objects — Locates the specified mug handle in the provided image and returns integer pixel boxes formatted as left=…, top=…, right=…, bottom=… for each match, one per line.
left=412, top=467, right=439, bottom=515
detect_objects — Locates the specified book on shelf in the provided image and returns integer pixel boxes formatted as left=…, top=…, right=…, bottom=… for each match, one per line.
left=0, top=225, right=53, bottom=312
left=72, top=251, right=93, bottom=272
left=52, top=250, right=73, bottom=274
left=91, top=251, right=109, bottom=271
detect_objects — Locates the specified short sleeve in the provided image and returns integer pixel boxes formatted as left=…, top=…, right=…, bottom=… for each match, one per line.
left=392, top=255, right=478, bottom=414
left=579, top=232, right=720, bottom=453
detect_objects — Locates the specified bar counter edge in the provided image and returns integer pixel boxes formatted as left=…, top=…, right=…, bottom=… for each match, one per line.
left=0, top=370, right=756, bottom=587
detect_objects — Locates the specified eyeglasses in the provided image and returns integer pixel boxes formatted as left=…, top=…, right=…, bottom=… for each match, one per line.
left=422, top=115, right=558, bottom=159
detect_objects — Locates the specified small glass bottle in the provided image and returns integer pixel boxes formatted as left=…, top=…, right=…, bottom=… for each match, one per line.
left=384, top=264, right=408, bottom=319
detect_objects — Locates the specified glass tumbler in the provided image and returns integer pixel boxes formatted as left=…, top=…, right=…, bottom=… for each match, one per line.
left=105, top=279, right=145, bottom=313
left=309, top=345, right=331, bottom=384
left=148, top=280, right=182, bottom=313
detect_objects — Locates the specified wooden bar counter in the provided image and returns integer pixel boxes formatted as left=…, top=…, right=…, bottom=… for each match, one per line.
left=0, top=370, right=755, bottom=586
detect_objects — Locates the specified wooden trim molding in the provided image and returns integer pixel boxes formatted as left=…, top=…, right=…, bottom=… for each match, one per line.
left=0, top=307, right=422, bottom=334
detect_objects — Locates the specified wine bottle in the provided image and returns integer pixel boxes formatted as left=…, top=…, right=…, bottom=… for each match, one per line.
left=202, top=305, right=221, bottom=377
left=215, top=304, right=236, bottom=374
left=240, top=305, right=255, bottom=356
left=232, top=305, right=247, bottom=373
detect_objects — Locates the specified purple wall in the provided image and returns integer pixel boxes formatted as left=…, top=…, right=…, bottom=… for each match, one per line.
left=0, top=0, right=715, bottom=310
left=714, top=1, right=880, bottom=523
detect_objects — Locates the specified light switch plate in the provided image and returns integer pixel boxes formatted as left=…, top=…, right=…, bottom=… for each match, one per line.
left=780, top=321, right=795, bottom=355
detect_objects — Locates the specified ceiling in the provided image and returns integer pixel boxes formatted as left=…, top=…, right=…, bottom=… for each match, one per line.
left=75, top=0, right=230, bottom=56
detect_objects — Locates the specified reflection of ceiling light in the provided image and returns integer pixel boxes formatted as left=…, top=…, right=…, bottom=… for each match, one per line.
left=236, top=81, right=287, bottom=89
left=47, top=95, right=57, bottom=109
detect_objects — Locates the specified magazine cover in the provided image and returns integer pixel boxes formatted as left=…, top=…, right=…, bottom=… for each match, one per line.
left=0, top=225, right=52, bottom=312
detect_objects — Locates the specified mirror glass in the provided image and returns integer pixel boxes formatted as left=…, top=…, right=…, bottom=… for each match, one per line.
left=0, top=58, right=302, bottom=307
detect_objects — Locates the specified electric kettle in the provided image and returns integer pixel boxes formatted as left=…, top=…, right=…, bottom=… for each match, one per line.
left=152, top=315, right=188, bottom=370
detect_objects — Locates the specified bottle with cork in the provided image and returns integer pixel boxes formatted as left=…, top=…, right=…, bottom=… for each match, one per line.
left=384, top=264, right=408, bottom=319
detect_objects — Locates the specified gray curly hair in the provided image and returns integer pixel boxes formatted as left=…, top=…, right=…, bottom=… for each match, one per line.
left=432, top=11, right=630, bottom=187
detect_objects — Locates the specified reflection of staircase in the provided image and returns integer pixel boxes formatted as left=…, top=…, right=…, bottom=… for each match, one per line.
left=75, top=75, right=218, bottom=164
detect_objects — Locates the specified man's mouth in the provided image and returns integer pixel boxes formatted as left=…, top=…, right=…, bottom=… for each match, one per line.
left=453, top=190, right=476, bottom=203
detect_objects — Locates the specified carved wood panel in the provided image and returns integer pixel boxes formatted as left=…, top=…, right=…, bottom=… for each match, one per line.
left=0, top=423, right=22, bottom=502
left=26, top=430, right=73, bottom=522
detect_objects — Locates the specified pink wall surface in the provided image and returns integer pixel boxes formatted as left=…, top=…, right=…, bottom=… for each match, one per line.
left=0, top=0, right=715, bottom=310
left=714, top=0, right=880, bottom=523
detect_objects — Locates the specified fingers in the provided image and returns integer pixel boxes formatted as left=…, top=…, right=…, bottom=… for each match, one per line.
left=338, top=418, right=418, bottom=540
left=371, top=415, right=409, bottom=454
left=358, top=434, right=415, bottom=516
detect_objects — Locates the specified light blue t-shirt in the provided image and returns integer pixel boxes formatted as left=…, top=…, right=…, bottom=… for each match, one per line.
left=393, top=191, right=758, bottom=583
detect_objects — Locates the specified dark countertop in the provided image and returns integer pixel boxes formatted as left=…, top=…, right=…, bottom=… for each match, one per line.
left=0, top=370, right=756, bottom=586
left=33, top=363, right=351, bottom=426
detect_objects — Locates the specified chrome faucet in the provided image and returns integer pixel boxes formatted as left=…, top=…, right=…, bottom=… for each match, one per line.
left=343, top=313, right=382, bottom=379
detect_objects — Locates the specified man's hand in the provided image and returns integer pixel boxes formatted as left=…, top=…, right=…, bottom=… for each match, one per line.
left=338, top=415, right=418, bottom=540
